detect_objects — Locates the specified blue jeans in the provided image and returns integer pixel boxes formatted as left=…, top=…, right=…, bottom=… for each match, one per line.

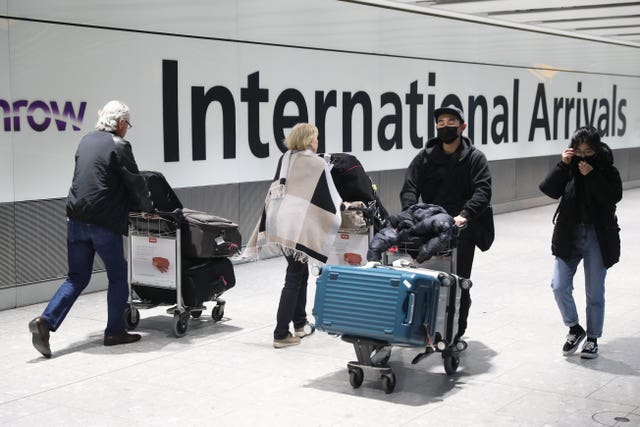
left=274, top=255, right=309, bottom=340
left=551, top=224, right=607, bottom=338
left=41, top=220, right=129, bottom=336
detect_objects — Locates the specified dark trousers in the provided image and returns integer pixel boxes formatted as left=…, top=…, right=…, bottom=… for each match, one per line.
left=456, top=236, right=476, bottom=337
left=41, top=220, right=128, bottom=336
left=274, top=255, right=309, bottom=339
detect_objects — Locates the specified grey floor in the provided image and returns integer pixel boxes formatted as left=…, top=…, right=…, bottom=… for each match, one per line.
left=2, top=189, right=640, bottom=427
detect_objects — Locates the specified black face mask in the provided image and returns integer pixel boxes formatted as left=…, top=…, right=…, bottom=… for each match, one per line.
left=571, top=152, right=601, bottom=174
left=583, top=153, right=600, bottom=167
left=570, top=156, right=582, bottom=175
left=437, top=126, right=459, bottom=144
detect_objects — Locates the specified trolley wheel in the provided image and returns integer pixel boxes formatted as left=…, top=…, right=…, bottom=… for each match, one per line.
left=348, top=367, right=364, bottom=389
left=191, top=310, right=202, bottom=319
left=172, top=312, right=189, bottom=337
left=381, top=373, right=396, bottom=394
left=212, top=304, right=225, bottom=322
left=124, top=307, right=140, bottom=331
left=443, top=353, right=460, bottom=375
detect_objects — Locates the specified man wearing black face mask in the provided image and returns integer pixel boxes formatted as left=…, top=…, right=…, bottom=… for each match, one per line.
left=400, top=105, right=494, bottom=340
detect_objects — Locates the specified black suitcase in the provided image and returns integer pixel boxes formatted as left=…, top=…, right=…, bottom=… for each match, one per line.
left=132, top=257, right=235, bottom=307
left=181, top=209, right=242, bottom=258
left=181, top=257, right=235, bottom=306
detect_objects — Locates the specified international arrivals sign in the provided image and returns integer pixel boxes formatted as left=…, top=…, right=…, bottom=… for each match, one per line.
left=2, top=29, right=638, bottom=201
left=160, top=59, right=630, bottom=162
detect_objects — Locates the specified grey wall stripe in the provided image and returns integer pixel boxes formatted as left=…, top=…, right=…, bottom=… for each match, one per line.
left=0, top=203, right=16, bottom=288
left=1, top=147, right=639, bottom=293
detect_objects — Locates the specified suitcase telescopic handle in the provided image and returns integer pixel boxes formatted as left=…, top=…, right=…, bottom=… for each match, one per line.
left=452, top=222, right=467, bottom=239
left=404, top=293, right=415, bottom=325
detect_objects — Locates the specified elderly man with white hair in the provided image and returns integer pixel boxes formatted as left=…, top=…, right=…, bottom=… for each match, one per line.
left=28, top=100, right=153, bottom=358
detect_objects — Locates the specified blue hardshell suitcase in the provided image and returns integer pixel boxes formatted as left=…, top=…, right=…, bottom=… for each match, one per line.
left=313, top=263, right=449, bottom=346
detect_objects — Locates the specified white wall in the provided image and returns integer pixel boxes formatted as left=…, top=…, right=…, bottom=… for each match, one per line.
left=1, top=0, right=639, bottom=204
left=0, top=17, right=12, bottom=203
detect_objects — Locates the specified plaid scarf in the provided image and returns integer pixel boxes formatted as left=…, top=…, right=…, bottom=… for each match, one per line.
left=244, top=150, right=342, bottom=265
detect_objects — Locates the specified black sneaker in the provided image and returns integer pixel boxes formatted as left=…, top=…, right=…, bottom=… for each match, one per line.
left=580, top=340, right=598, bottom=359
left=562, top=329, right=586, bottom=355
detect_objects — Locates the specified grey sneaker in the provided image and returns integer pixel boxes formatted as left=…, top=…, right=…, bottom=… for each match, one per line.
left=273, top=333, right=301, bottom=349
left=580, top=340, right=598, bottom=359
left=294, top=322, right=316, bottom=338
left=562, top=329, right=586, bottom=355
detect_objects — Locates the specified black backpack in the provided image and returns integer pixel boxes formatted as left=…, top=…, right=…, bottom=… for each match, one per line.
left=140, top=170, right=183, bottom=212
left=325, top=153, right=375, bottom=202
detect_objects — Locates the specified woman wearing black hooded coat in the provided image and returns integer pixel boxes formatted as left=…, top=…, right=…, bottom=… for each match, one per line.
left=539, top=127, right=622, bottom=360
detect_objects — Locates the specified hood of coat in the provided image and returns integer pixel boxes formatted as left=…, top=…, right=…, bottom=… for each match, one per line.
left=598, top=142, right=615, bottom=166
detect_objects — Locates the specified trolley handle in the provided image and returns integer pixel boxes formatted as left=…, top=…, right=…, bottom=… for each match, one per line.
left=452, top=222, right=467, bottom=238
left=153, top=208, right=183, bottom=221
left=129, top=208, right=183, bottom=225
left=341, top=204, right=375, bottom=220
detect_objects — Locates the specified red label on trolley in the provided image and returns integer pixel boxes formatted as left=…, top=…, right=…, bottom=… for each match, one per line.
left=148, top=237, right=157, bottom=243
left=340, top=234, right=350, bottom=240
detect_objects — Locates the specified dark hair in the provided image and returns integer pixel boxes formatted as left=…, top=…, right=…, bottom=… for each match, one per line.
left=570, top=126, right=601, bottom=151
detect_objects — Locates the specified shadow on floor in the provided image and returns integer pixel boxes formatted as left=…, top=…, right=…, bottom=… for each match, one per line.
left=304, top=340, right=497, bottom=406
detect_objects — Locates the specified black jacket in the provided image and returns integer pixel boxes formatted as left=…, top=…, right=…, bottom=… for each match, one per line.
left=66, top=130, right=153, bottom=235
left=539, top=143, right=622, bottom=268
left=400, top=136, right=494, bottom=250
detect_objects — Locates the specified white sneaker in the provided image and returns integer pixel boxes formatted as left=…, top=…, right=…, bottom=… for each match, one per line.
left=294, top=322, right=316, bottom=338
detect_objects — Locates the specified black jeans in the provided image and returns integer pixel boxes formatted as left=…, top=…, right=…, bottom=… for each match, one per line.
left=274, top=255, right=309, bottom=339
left=456, top=236, right=476, bottom=337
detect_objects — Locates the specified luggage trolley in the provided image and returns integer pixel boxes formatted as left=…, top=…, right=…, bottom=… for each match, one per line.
left=126, top=211, right=220, bottom=337
left=312, top=227, right=471, bottom=394
left=382, top=226, right=472, bottom=375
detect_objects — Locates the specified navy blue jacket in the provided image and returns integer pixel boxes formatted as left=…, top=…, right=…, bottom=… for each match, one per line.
left=66, top=130, right=153, bottom=235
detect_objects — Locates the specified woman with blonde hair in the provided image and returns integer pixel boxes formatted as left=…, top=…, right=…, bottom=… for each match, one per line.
left=245, top=123, right=342, bottom=348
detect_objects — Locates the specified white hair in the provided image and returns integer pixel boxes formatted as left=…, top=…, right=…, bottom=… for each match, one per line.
left=95, top=100, right=130, bottom=131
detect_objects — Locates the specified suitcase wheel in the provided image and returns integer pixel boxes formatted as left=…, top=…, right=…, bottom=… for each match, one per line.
left=381, top=372, right=396, bottom=394
left=172, top=312, right=189, bottom=337
left=454, top=339, right=468, bottom=352
left=212, top=304, right=225, bottom=322
left=443, top=353, right=460, bottom=375
left=124, top=307, right=140, bottom=331
left=348, top=367, right=364, bottom=389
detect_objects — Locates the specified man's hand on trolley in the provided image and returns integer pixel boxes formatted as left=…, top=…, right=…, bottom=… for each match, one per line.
left=454, top=215, right=468, bottom=228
